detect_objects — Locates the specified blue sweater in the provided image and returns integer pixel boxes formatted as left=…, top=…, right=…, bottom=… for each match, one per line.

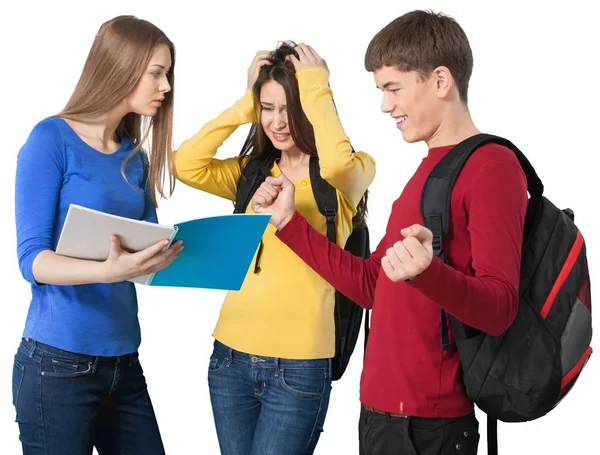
left=15, top=117, right=158, bottom=356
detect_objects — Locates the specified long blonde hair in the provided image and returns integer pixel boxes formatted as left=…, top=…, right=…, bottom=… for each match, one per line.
left=58, top=15, right=175, bottom=206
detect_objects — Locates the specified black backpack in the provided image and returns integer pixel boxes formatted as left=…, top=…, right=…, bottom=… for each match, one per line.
left=421, top=134, right=593, bottom=455
left=234, top=153, right=371, bottom=380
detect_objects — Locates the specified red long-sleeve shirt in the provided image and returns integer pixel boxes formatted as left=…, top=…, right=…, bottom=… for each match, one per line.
left=276, top=143, right=528, bottom=417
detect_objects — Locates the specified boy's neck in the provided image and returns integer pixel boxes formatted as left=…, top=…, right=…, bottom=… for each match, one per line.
left=425, top=103, right=480, bottom=149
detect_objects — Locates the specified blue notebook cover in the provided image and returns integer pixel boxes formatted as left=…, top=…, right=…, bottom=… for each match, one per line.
left=149, top=214, right=270, bottom=290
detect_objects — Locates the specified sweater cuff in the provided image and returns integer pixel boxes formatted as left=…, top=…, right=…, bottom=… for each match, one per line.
left=406, top=254, right=444, bottom=294
left=234, top=89, right=257, bottom=124
left=275, top=211, right=305, bottom=243
left=296, top=67, right=330, bottom=98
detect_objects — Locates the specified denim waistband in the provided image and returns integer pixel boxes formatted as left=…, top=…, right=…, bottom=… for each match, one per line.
left=213, top=339, right=331, bottom=371
left=19, top=338, right=138, bottom=365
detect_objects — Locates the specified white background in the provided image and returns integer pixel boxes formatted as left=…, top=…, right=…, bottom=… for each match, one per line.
left=1, top=0, right=598, bottom=453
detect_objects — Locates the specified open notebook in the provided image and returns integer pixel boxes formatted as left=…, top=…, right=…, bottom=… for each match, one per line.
left=56, top=204, right=270, bottom=290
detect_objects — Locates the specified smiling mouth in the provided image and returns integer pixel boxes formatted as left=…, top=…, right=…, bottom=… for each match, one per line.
left=272, top=132, right=291, bottom=141
left=395, top=115, right=407, bottom=125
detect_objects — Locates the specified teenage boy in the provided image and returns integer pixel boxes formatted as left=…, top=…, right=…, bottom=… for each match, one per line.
left=251, top=10, right=528, bottom=455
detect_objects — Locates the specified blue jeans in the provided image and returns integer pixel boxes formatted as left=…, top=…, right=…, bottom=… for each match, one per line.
left=12, top=338, right=164, bottom=455
left=208, top=340, right=333, bottom=455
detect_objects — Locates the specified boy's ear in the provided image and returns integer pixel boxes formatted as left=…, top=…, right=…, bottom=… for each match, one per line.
left=432, top=66, right=453, bottom=99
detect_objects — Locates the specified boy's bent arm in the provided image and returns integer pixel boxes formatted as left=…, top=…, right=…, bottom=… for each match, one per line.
left=408, top=159, right=528, bottom=336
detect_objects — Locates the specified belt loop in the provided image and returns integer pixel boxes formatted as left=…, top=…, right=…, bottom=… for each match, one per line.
left=92, top=357, right=99, bottom=374
left=226, top=346, right=233, bottom=366
left=275, top=357, right=281, bottom=377
left=28, top=339, right=37, bottom=358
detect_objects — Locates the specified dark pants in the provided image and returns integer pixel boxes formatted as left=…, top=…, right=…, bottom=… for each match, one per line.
left=208, top=340, right=333, bottom=455
left=359, top=405, right=480, bottom=455
left=12, top=338, right=164, bottom=455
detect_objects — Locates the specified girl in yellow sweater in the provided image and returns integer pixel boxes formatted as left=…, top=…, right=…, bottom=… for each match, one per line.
left=175, top=42, right=375, bottom=454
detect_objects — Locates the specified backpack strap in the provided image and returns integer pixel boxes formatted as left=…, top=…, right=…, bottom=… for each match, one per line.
left=421, top=134, right=542, bottom=256
left=234, top=153, right=279, bottom=214
left=309, top=156, right=338, bottom=244
left=420, top=133, right=542, bottom=455
left=309, top=85, right=342, bottom=242
left=309, top=155, right=349, bottom=371
left=488, top=416, right=499, bottom=455
left=234, top=152, right=278, bottom=273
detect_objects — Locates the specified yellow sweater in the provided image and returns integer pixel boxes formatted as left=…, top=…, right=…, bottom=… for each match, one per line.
left=175, top=67, right=375, bottom=359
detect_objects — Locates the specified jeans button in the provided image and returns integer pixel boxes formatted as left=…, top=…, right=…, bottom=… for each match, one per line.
left=251, top=356, right=258, bottom=363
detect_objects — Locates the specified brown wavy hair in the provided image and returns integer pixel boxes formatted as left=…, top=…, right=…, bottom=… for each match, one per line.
left=239, top=41, right=368, bottom=226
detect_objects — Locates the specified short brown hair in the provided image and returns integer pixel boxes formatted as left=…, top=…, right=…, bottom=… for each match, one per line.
left=365, top=10, right=473, bottom=103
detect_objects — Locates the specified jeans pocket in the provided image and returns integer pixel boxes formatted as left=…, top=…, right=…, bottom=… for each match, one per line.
left=41, top=357, right=94, bottom=378
left=410, top=425, right=445, bottom=455
left=208, top=353, right=229, bottom=375
left=359, top=407, right=377, bottom=452
left=12, top=359, right=24, bottom=420
left=450, top=427, right=480, bottom=455
left=279, top=368, right=326, bottom=399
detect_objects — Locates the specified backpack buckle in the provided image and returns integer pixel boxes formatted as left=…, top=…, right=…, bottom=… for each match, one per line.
left=427, top=214, right=444, bottom=257
left=325, top=206, right=336, bottom=223
left=432, top=234, right=443, bottom=257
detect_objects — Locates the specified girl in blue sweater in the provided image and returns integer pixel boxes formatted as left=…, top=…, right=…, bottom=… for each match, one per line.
left=13, top=15, right=182, bottom=455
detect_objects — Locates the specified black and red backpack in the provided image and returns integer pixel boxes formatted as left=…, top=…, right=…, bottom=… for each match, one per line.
left=421, top=134, right=592, bottom=455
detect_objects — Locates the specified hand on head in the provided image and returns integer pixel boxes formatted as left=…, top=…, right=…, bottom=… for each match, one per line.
left=286, top=43, right=328, bottom=73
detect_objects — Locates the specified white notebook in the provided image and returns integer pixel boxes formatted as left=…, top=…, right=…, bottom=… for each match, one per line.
left=56, top=204, right=178, bottom=284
